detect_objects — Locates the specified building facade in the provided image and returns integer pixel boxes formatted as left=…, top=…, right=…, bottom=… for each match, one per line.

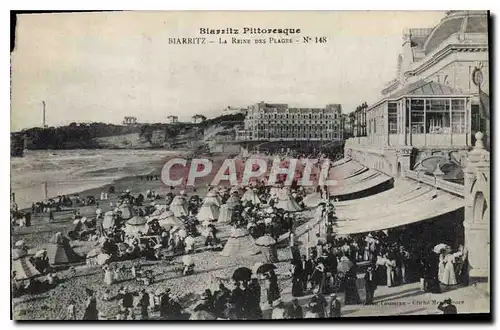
left=123, top=116, right=137, bottom=125
left=237, top=102, right=344, bottom=141
left=344, top=11, right=490, bottom=282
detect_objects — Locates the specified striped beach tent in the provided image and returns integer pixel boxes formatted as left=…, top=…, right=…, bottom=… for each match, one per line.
left=170, top=195, right=189, bottom=217
left=220, top=228, right=260, bottom=257
left=12, top=248, right=40, bottom=280
left=197, top=201, right=219, bottom=222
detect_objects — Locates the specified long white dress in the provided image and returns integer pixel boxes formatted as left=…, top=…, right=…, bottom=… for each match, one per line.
left=440, top=254, right=457, bottom=285
left=386, top=259, right=396, bottom=287
left=104, top=269, right=113, bottom=285
left=438, top=254, right=446, bottom=283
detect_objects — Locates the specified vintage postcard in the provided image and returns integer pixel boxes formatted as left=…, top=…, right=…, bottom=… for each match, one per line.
left=10, top=10, right=490, bottom=320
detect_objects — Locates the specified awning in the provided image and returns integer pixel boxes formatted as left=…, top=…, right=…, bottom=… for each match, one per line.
left=334, top=190, right=464, bottom=235
left=328, top=159, right=366, bottom=179
left=328, top=168, right=392, bottom=197
left=335, top=185, right=434, bottom=219
left=335, top=180, right=420, bottom=207
left=331, top=158, right=350, bottom=167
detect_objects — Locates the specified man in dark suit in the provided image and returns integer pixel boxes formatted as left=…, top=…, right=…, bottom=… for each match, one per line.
left=301, top=254, right=314, bottom=291
left=364, top=265, right=377, bottom=305
left=438, top=299, right=457, bottom=314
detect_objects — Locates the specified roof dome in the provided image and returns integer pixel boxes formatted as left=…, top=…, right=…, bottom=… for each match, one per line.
left=424, top=11, right=488, bottom=55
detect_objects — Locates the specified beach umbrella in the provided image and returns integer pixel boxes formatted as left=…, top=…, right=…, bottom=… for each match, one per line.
left=182, top=255, right=194, bottom=266
left=232, top=267, right=252, bottom=282
left=14, top=240, right=25, bottom=248
left=252, top=262, right=264, bottom=275
left=337, top=257, right=354, bottom=273
left=190, top=310, right=216, bottom=320
left=255, top=235, right=276, bottom=247
left=96, top=253, right=111, bottom=266
left=433, top=243, right=450, bottom=254
left=34, top=249, right=47, bottom=258
left=177, top=229, right=187, bottom=239
left=256, top=263, right=277, bottom=274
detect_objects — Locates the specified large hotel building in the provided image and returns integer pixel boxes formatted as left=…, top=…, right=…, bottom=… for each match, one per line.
left=236, top=102, right=343, bottom=141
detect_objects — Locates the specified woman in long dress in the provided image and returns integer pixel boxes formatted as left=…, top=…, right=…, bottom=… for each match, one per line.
left=311, top=261, right=326, bottom=294
left=290, top=261, right=304, bottom=297
left=343, top=268, right=361, bottom=305
left=440, top=253, right=457, bottom=286
left=103, top=266, right=113, bottom=286
left=266, top=270, right=281, bottom=305
left=385, top=253, right=396, bottom=287
left=83, top=290, right=98, bottom=320
left=438, top=252, right=446, bottom=284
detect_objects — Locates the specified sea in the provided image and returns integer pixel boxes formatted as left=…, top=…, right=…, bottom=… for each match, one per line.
left=10, top=149, right=182, bottom=209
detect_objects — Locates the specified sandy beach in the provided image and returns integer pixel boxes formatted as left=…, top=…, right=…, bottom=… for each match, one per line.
left=12, top=150, right=310, bottom=320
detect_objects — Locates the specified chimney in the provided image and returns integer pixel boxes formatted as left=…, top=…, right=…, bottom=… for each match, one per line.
left=42, top=101, right=46, bottom=127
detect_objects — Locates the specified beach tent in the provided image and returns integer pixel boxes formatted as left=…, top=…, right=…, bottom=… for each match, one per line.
left=303, top=191, right=325, bottom=208
left=197, top=201, right=219, bottom=222
left=220, top=228, right=260, bottom=257
left=12, top=248, right=40, bottom=280
left=204, top=190, right=222, bottom=207
left=157, top=210, right=184, bottom=229
left=241, top=188, right=261, bottom=205
left=255, top=235, right=279, bottom=263
left=124, top=216, right=147, bottom=236
left=170, top=195, right=189, bottom=217
left=46, top=233, right=81, bottom=265
left=275, top=188, right=302, bottom=212
left=118, top=203, right=135, bottom=220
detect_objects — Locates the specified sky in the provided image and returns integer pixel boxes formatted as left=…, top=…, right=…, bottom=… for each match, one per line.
left=10, top=11, right=445, bottom=131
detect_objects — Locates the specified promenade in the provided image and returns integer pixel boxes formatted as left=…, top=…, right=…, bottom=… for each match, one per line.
left=261, top=277, right=490, bottom=318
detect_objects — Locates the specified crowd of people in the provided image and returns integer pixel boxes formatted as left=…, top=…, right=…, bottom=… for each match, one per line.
left=12, top=149, right=471, bottom=319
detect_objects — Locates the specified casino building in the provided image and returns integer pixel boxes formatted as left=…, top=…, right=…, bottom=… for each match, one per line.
left=236, top=102, right=344, bottom=141
left=343, top=10, right=490, bottom=282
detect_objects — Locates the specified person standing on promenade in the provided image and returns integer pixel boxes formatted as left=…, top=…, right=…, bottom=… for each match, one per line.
left=287, top=298, right=303, bottom=319
left=438, top=298, right=457, bottom=314
left=328, top=293, right=341, bottom=317
left=364, top=265, right=377, bottom=305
